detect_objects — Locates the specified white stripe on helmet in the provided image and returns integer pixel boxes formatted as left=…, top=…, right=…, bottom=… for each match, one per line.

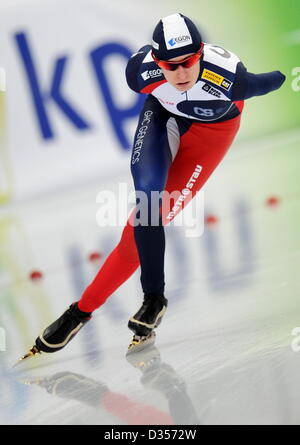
left=162, top=13, right=192, bottom=51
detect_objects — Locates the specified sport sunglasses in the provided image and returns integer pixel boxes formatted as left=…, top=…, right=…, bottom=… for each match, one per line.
left=151, top=42, right=204, bottom=71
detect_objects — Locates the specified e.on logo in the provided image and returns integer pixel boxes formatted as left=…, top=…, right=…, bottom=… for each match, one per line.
left=0, top=327, right=6, bottom=352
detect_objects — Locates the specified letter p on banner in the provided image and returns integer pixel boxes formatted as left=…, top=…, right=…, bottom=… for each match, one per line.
left=0, top=327, right=6, bottom=352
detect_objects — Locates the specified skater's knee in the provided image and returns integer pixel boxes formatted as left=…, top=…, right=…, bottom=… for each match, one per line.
left=134, top=187, right=164, bottom=227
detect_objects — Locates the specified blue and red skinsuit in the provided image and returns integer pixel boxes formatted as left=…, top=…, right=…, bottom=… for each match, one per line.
left=78, top=43, right=285, bottom=312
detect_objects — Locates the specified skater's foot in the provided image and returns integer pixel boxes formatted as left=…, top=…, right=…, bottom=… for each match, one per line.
left=34, top=303, right=92, bottom=353
left=128, top=295, right=168, bottom=337
left=14, top=303, right=92, bottom=366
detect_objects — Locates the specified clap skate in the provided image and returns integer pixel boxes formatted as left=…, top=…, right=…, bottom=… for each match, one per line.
left=127, top=331, right=157, bottom=354
left=127, top=295, right=167, bottom=354
left=14, top=303, right=91, bottom=367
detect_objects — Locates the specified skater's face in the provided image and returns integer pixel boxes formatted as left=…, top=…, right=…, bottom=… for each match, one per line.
left=153, top=51, right=201, bottom=91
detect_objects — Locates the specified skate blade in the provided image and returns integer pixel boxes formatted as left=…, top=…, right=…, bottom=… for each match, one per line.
left=13, top=345, right=41, bottom=368
left=126, top=332, right=156, bottom=355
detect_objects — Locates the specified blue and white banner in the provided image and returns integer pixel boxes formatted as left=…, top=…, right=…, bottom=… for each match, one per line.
left=0, top=0, right=173, bottom=202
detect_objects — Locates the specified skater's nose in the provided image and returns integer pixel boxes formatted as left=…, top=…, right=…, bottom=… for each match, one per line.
left=175, top=65, right=189, bottom=80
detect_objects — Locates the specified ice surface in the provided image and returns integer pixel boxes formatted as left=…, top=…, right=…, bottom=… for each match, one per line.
left=0, top=131, right=300, bottom=425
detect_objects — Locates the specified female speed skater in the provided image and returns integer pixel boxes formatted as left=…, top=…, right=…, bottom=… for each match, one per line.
left=17, top=13, right=285, bottom=363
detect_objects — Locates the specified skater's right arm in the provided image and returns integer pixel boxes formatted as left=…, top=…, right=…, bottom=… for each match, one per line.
left=125, top=44, right=167, bottom=94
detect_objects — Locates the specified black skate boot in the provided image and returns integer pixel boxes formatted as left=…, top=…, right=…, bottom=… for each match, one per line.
left=127, top=295, right=168, bottom=354
left=15, top=303, right=92, bottom=365
left=35, top=303, right=92, bottom=353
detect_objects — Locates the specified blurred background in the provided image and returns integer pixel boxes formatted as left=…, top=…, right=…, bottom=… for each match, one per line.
left=0, top=0, right=300, bottom=425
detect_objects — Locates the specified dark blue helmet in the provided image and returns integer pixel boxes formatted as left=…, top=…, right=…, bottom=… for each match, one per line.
left=152, top=13, right=202, bottom=60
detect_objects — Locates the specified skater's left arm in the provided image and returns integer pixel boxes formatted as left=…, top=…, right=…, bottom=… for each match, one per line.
left=232, top=61, right=286, bottom=100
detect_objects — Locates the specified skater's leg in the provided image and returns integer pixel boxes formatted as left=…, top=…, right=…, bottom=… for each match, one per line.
left=78, top=96, right=172, bottom=313
left=125, top=97, right=175, bottom=341
left=161, top=114, right=242, bottom=224
left=130, top=96, right=173, bottom=298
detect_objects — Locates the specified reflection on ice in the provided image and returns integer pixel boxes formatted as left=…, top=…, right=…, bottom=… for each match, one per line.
left=20, top=346, right=200, bottom=425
